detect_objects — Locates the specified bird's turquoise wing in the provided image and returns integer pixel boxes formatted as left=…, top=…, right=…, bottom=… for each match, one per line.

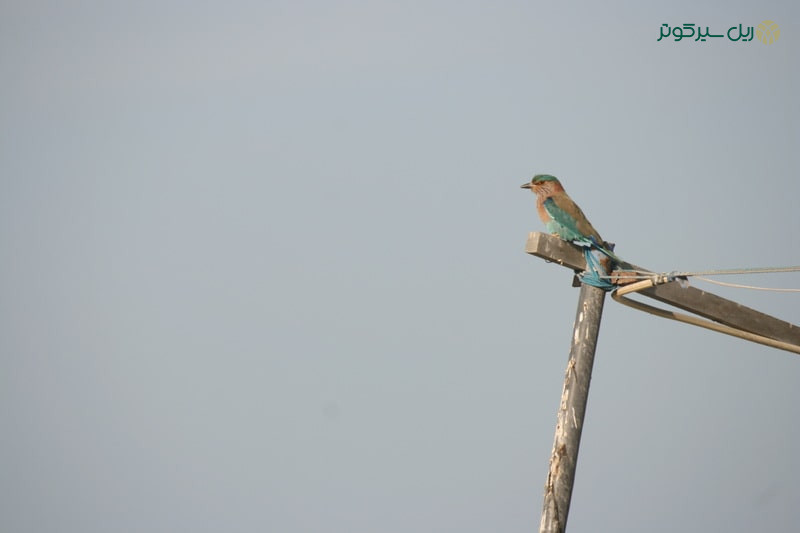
left=541, top=196, right=597, bottom=245
left=543, top=196, right=628, bottom=266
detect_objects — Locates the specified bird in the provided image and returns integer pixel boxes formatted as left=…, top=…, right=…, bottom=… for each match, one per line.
left=520, top=174, right=607, bottom=248
left=521, top=174, right=628, bottom=287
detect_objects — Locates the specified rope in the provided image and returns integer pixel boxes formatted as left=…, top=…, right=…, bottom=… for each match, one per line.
left=598, top=265, right=800, bottom=293
left=694, top=276, right=800, bottom=293
left=670, top=266, right=800, bottom=277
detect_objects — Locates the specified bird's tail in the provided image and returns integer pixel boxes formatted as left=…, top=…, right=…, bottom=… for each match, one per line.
left=578, top=238, right=635, bottom=290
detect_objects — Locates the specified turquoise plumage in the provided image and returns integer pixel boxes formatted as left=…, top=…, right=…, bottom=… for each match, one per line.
left=522, top=174, right=627, bottom=288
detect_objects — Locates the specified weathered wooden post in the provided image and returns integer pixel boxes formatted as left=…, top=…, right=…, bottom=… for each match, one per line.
left=524, top=231, right=607, bottom=533
left=539, top=284, right=605, bottom=533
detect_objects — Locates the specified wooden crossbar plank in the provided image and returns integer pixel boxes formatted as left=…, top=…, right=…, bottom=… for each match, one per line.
left=525, top=232, right=800, bottom=347
left=524, top=231, right=586, bottom=271
left=640, top=283, right=800, bottom=346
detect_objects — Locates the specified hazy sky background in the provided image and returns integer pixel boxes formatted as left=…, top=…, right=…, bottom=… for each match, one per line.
left=1, top=1, right=798, bottom=532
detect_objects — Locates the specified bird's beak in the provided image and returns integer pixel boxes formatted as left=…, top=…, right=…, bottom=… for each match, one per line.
left=520, top=182, right=532, bottom=189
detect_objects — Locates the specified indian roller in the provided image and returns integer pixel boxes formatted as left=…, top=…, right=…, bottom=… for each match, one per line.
left=521, top=174, right=628, bottom=288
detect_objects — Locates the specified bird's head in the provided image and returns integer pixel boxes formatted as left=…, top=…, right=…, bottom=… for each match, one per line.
left=520, top=174, right=563, bottom=195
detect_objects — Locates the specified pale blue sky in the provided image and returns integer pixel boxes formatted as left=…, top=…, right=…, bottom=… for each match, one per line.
left=1, top=1, right=798, bottom=532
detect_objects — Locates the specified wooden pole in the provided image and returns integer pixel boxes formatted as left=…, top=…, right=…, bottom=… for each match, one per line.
left=539, top=283, right=606, bottom=533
